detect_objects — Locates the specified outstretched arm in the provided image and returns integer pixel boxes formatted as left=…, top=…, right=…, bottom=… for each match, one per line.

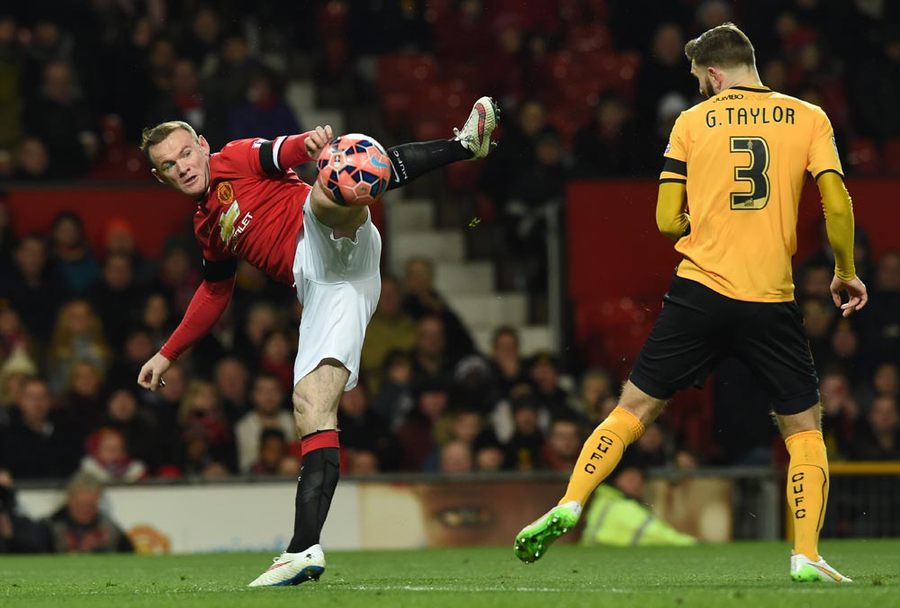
left=138, top=260, right=236, bottom=391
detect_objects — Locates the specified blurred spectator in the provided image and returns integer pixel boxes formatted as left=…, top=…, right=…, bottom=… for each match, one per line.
left=214, top=356, right=252, bottom=424
left=411, top=315, right=453, bottom=385
left=206, top=33, right=261, bottom=108
left=632, top=423, right=668, bottom=468
left=177, top=381, right=234, bottom=474
left=235, top=374, right=294, bottom=473
left=0, top=14, right=24, bottom=154
left=49, top=212, right=100, bottom=294
left=23, top=60, right=97, bottom=178
left=1, top=236, right=64, bottom=340
left=860, top=251, right=900, bottom=366
left=0, top=350, right=38, bottom=412
left=853, top=396, right=900, bottom=460
left=0, top=305, right=35, bottom=363
left=148, top=244, right=199, bottom=316
left=504, top=395, right=544, bottom=471
left=452, top=355, right=498, bottom=414
left=475, top=445, right=505, bottom=472
left=258, top=330, right=295, bottom=394
left=102, top=389, right=158, bottom=471
left=403, top=257, right=475, bottom=363
left=88, top=253, right=144, bottom=348
left=851, top=28, right=900, bottom=142
left=820, top=368, right=860, bottom=459
left=337, top=385, right=398, bottom=471
left=107, top=327, right=156, bottom=389
left=0, top=469, right=47, bottom=553
left=234, top=302, right=279, bottom=364
left=79, top=427, right=147, bottom=483
left=489, top=326, right=528, bottom=398
left=635, top=24, right=696, bottom=140
left=397, top=380, right=449, bottom=471
left=801, top=299, right=836, bottom=373
left=577, top=369, right=613, bottom=423
left=347, top=450, right=380, bottom=476
left=830, top=321, right=862, bottom=384
left=528, top=352, right=577, bottom=420
left=439, top=440, right=474, bottom=474
left=61, top=360, right=106, bottom=438
left=228, top=68, right=301, bottom=142
left=360, top=276, right=417, bottom=394
left=0, top=378, right=80, bottom=480
left=480, top=99, right=549, bottom=206
left=12, top=137, right=50, bottom=180
left=249, top=428, right=290, bottom=476
left=142, top=293, right=174, bottom=349
left=542, top=418, right=582, bottom=471
left=40, top=472, right=134, bottom=553
left=573, top=91, right=643, bottom=178
left=371, top=349, right=415, bottom=430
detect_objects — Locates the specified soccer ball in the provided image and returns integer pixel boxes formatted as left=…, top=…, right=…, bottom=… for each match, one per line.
left=316, top=134, right=392, bottom=206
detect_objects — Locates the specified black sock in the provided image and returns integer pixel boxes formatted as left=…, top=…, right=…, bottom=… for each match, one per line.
left=286, top=446, right=340, bottom=553
left=386, top=139, right=471, bottom=191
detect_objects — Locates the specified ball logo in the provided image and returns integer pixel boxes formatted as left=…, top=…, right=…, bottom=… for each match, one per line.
left=217, top=181, right=235, bottom=206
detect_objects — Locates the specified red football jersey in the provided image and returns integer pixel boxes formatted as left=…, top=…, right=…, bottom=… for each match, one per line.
left=194, top=135, right=313, bottom=284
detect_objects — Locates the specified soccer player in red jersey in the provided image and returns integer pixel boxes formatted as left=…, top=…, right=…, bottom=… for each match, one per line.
left=136, top=97, right=499, bottom=586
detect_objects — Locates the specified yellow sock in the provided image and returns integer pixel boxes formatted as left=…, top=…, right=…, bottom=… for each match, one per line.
left=785, top=429, right=829, bottom=561
left=559, top=406, right=645, bottom=506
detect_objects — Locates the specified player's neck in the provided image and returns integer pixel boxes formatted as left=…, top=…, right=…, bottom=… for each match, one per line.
left=718, top=69, right=765, bottom=93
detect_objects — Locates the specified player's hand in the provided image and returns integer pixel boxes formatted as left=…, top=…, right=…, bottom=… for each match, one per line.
left=305, top=125, right=334, bottom=160
left=137, top=352, right=173, bottom=391
left=830, top=275, right=868, bottom=318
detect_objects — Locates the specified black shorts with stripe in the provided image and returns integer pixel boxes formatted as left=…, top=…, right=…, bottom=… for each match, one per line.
left=629, top=276, right=820, bottom=415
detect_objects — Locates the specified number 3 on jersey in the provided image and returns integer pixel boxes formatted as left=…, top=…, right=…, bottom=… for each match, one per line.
left=730, top=136, right=770, bottom=210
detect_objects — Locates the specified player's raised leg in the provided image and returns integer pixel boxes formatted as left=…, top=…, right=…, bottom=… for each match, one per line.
left=384, top=95, right=499, bottom=189
left=778, top=405, right=851, bottom=583
left=248, top=361, right=346, bottom=587
left=514, top=381, right=662, bottom=563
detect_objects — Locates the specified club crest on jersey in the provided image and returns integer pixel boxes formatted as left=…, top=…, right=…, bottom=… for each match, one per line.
left=217, top=181, right=235, bottom=205
left=219, top=201, right=240, bottom=244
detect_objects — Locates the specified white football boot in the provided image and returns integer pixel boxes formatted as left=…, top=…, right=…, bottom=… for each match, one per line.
left=247, top=544, right=325, bottom=587
left=453, top=96, right=500, bottom=159
left=790, top=553, right=852, bottom=583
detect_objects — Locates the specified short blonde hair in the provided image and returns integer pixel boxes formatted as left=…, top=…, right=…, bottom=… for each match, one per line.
left=140, top=120, right=199, bottom=161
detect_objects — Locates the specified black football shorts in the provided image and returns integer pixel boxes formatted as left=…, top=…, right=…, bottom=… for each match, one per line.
left=629, top=276, right=820, bottom=415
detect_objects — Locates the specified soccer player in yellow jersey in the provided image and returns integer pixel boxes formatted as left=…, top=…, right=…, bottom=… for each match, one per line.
left=514, top=23, right=867, bottom=583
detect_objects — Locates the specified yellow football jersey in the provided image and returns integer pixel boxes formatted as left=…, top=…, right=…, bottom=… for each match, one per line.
left=659, top=85, right=843, bottom=302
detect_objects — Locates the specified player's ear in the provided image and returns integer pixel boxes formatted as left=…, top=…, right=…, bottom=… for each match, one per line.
left=199, top=135, right=210, bottom=155
left=707, top=66, right=724, bottom=92
left=150, top=168, right=165, bottom=184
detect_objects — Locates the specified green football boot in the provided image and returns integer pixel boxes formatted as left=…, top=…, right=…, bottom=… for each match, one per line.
left=514, top=501, right=581, bottom=564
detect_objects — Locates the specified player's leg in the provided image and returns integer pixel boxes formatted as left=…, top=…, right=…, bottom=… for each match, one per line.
left=514, top=276, right=724, bottom=563
left=247, top=362, right=345, bottom=588
left=385, top=95, right=499, bottom=191
left=732, top=300, right=850, bottom=583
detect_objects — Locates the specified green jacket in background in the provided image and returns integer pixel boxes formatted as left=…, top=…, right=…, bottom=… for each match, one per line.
left=580, top=485, right=697, bottom=547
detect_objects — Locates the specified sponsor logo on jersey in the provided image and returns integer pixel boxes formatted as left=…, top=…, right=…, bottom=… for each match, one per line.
left=219, top=200, right=240, bottom=244
left=217, top=181, right=235, bottom=205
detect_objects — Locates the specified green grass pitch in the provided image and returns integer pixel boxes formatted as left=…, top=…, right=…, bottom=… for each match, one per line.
left=1, top=540, right=898, bottom=607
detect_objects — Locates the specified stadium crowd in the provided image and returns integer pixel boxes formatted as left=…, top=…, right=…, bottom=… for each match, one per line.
left=0, top=0, right=897, bottom=485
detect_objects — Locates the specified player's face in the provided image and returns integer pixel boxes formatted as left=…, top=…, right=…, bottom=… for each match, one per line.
left=150, top=128, right=211, bottom=197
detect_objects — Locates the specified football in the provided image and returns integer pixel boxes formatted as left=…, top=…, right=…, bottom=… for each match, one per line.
left=316, top=133, right=392, bottom=206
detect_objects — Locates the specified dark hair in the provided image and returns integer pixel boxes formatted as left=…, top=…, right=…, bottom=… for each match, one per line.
left=684, top=22, right=755, bottom=68
left=259, top=428, right=286, bottom=444
left=492, top=325, right=519, bottom=347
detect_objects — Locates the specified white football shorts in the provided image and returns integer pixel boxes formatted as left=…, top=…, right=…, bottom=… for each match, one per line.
left=292, top=194, right=382, bottom=391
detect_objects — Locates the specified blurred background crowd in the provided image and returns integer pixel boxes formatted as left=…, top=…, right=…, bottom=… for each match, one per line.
left=0, top=0, right=898, bottom=488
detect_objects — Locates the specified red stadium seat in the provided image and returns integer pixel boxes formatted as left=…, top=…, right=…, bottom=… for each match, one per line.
left=883, top=138, right=900, bottom=175
left=377, top=53, right=438, bottom=97
left=846, top=138, right=882, bottom=176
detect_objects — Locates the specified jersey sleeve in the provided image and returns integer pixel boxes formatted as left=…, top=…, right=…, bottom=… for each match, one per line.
left=659, top=112, right=689, bottom=183
left=219, top=134, right=314, bottom=178
left=807, top=108, right=844, bottom=180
